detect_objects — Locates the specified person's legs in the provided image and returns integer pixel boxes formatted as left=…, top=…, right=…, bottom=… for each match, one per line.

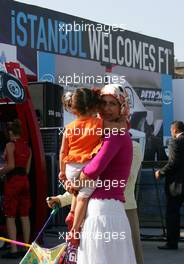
left=6, top=217, right=17, bottom=253
left=66, top=196, right=88, bottom=246
left=20, top=216, right=30, bottom=244
left=70, top=195, right=77, bottom=212
left=2, top=217, right=20, bottom=258
left=72, top=196, right=88, bottom=231
left=126, top=209, right=144, bottom=264
left=65, top=195, right=77, bottom=230
left=3, top=177, right=19, bottom=255
left=17, top=176, right=31, bottom=251
left=166, top=194, right=183, bottom=247
left=65, top=163, right=85, bottom=231
left=71, top=184, right=96, bottom=231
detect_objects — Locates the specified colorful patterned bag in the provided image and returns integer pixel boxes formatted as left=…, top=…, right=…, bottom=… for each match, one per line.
left=20, top=242, right=67, bottom=264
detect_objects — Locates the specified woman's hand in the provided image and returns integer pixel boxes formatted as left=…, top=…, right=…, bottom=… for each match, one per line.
left=46, top=196, right=60, bottom=208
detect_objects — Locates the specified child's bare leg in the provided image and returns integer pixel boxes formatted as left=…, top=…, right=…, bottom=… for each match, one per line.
left=71, top=194, right=77, bottom=212
left=65, top=195, right=77, bottom=230
left=67, top=196, right=88, bottom=247
left=72, top=196, right=88, bottom=231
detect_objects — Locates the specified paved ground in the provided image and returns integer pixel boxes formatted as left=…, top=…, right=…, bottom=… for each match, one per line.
left=0, top=228, right=184, bottom=264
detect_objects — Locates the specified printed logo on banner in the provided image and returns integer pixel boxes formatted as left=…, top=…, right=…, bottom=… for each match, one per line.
left=7, top=79, right=23, bottom=99
left=40, top=74, right=55, bottom=83
left=162, top=90, right=172, bottom=105
left=0, top=71, right=26, bottom=103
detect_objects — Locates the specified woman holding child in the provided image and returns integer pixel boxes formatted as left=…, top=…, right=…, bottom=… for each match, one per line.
left=48, top=84, right=136, bottom=264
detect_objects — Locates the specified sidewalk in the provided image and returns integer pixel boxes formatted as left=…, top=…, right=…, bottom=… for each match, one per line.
left=143, top=240, right=184, bottom=264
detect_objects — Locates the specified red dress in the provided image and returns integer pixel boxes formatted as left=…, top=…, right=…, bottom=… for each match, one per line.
left=3, top=139, right=31, bottom=217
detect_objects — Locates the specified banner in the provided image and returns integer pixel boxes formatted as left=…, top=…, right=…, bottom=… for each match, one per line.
left=0, top=0, right=174, bottom=75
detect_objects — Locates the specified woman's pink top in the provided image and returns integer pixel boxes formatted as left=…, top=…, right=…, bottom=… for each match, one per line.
left=83, top=131, right=133, bottom=202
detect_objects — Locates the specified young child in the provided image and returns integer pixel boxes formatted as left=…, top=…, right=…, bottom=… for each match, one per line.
left=59, top=88, right=103, bottom=245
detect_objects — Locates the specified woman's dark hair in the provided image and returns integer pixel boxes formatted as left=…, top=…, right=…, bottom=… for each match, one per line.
left=8, top=119, right=22, bottom=136
left=63, top=88, right=100, bottom=115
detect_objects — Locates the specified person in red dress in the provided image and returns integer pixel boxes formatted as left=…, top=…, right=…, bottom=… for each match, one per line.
left=0, top=119, right=32, bottom=259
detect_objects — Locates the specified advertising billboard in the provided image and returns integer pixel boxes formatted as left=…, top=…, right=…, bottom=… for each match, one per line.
left=0, top=0, right=174, bottom=157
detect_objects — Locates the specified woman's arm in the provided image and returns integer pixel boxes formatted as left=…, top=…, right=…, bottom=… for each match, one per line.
left=65, top=135, right=125, bottom=192
left=81, top=134, right=125, bottom=181
left=0, top=142, right=15, bottom=176
left=46, top=192, right=72, bottom=208
left=65, top=134, right=128, bottom=191
left=57, top=192, right=72, bottom=207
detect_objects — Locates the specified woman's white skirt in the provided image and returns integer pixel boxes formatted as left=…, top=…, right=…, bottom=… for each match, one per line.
left=77, top=199, right=136, bottom=264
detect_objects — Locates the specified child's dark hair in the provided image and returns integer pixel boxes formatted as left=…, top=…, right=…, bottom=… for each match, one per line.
left=8, top=119, right=22, bottom=136
left=63, top=88, right=100, bottom=115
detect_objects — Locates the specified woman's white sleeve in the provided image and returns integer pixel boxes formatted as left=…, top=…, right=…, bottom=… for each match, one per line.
left=57, top=192, right=72, bottom=207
